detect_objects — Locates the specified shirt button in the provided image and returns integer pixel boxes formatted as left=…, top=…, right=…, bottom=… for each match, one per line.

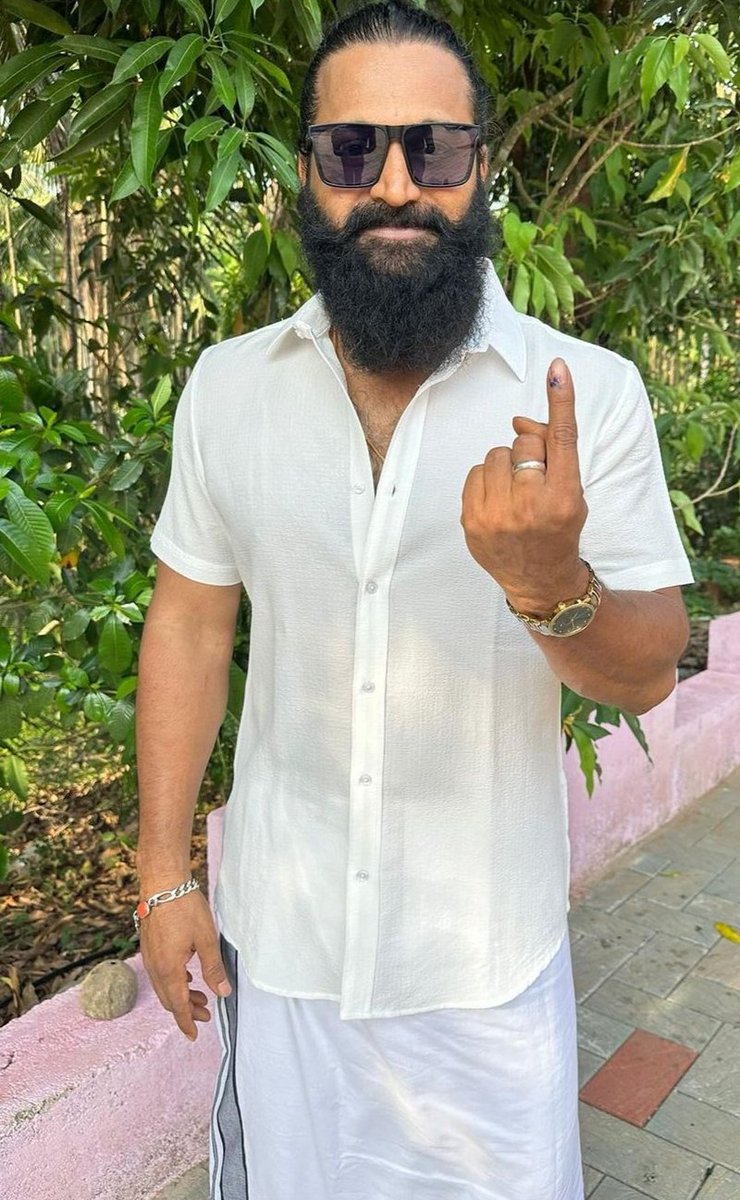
left=361, top=680, right=375, bottom=692
left=352, top=483, right=366, bottom=494
left=365, top=580, right=378, bottom=593
left=359, top=774, right=372, bottom=784
left=355, top=870, right=369, bottom=881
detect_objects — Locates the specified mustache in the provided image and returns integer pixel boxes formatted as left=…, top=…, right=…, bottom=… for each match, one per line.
left=336, top=202, right=461, bottom=240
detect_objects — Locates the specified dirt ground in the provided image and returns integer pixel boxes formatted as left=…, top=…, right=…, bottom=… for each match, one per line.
left=0, top=728, right=217, bottom=1028
left=0, top=619, right=711, bottom=1027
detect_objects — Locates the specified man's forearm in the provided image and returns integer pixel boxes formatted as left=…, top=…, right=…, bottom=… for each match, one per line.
left=135, top=615, right=232, bottom=891
left=509, top=579, right=689, bottom=714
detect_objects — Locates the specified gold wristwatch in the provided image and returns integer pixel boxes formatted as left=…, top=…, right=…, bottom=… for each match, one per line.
left=505, top=560, right=603, bottom=637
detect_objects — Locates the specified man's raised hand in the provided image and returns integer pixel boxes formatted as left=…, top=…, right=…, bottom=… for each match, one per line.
left=460, top=357, right=589, bottom=614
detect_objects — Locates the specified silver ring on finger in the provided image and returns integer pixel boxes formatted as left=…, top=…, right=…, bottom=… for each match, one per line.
left=512, top=459, right=546, bottom=474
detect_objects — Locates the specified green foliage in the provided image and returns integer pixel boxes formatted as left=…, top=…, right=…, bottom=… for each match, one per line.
left=0, top=325, right=253, bottom=878
left=562, top=685, right=653, bottom=799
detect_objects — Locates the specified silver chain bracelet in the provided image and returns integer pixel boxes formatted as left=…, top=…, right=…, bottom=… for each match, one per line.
left=133, top=876, right=201, bottom=933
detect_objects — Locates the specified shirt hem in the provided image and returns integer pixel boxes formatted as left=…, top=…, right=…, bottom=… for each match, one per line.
left=149, top=529, right=242, bottom=585
left=216, top=910, right=569, bottom=1020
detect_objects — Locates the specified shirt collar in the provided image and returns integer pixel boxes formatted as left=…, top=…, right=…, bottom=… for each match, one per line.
left=265, top=257, right=527, bottom=382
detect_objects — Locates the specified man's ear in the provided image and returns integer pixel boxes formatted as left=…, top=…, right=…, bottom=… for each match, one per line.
left=298, top=150, right=309, bottom=187
left=478, top=142, right=489, bottom=182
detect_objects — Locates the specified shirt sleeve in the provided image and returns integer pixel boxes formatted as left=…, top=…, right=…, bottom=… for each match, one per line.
left=580, top=360, right=695, bottom=591
left=149, top=351, right=242, bottom=586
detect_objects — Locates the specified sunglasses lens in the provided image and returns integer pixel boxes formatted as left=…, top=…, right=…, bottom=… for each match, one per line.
left=308, top=123, right=478, bottom=188
left=311, top=124, right=388, bottom=187
left=404, top=124, right=478, bottom=186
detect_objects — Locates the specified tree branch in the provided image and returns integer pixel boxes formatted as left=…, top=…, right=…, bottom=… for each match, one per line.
left=488, top=82, right=578, bottom=185
left=550, top=119, right=638, bottom=222
left=538, top=107, right=624, bottom=222
left=691, top=422, right=739, bottom=505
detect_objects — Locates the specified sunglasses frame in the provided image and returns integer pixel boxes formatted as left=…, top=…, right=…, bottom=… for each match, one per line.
left=303, top=122, right=482, bottom=189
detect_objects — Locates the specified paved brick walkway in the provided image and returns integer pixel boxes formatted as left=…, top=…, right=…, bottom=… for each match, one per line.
left=154, top=765, right=740, bottom=1200
left=575, top=764, right=740, bottom=1198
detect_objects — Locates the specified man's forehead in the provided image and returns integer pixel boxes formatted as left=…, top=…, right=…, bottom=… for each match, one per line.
left=313, top=40, right=475, bottom=124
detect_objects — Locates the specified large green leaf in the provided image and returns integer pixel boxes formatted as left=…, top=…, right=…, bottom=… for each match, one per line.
left=0, top=695, right=23, bottom=739
left=39, top=66, right=105, bottom=104
left=110, top=156, right=140, bottom=202
left=0, top=44, right=62, bottom=104
left=81, top=501, right=126, bottom=555
left=2, top=0, right=73, bottom=35
left=57, top=36, right=124, bottom=64
left=242, top=227, right=269, bottom=288
left=83, top=690, right=116, bottom=723
left=177, top=0, right=207, bottom=29
left=206, top=51, right=236, bottom=112
left=668, top=56, right=690, bottom=109
left=50, top=107, right=129, bottom=166
left=640, top=37, right=675, bottom=110
left=62, top=609, right=91, bottom=641
left=0, top=481, right=55, bottom=584
left=0, top=97, right=72, bottom=163
left=227, top=36, right=291, bottom=92
left=109, top=458, right=145, bottom=490
left=184, top=115, right=226, bottom=145
left=68, top=83, right=132, bottom=142
left=226, top=659, right=247, bottom=718
left=234, top=59, right=255, bottom=119
left=159, top=34, right=205, bottom=98
left=3, top=753, right=28, bottom=800
left=98, top=614, right=133, bottom=674
left=502, top=210, right=538, bottom=261
left=217, top=128, right=243, bottom=160
left=512, top=262, right=530, bottom=312
left=571, top=723, right=601, bottom=797
left=131, top=77, right=163, bottom=189
left=151, top=375, right=172, bottom=417
left=205, top=148, right=242, bottom=211
left=15, top=196, right=61, bottom=231
left=112, top=38, right=175, bottom=84
left=693, top=32, right=732, bottom=79
left=108, top=697, right=135, bottom=744
left=647, top=147, right=689, bottom=203
left=251, top=132, right=299, bottom=192
left=214, top=0, right=242, bottom=25
left=0, top=369, right=24, bottom=411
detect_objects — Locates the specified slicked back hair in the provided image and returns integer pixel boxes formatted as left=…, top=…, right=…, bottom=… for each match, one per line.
left=298, top=1, right=494, bottom=160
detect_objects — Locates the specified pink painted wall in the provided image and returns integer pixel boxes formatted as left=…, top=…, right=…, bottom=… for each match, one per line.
left=566, top=610, right=740, bottom=892
left=0, top=942, right=222, bottom=1199
left=2, top=609, right=740, bottom=1200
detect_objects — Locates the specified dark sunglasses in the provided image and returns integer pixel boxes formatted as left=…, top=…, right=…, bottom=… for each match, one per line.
left=303, top=122, right=481, bottom=189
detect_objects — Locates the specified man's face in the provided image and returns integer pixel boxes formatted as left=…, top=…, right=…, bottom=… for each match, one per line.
left=296, top=41, right=495, bottom=375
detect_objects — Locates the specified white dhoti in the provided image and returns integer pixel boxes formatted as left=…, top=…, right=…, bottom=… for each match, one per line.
left=209, top=923, right=584, bottom=1200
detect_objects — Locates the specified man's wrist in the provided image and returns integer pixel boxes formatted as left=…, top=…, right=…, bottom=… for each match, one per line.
left=505, top=560, right=591, bottom=618
left=136, top=858, right=193, bottom=895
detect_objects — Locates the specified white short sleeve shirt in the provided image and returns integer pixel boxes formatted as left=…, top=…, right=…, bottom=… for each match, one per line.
left=149, top=259, right=694, bottom=1019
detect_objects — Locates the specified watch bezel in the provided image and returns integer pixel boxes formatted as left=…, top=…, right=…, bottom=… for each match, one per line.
left=549, top=601, right=598, bottom=637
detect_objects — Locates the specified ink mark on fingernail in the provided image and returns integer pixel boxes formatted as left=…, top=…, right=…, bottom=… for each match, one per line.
left=548, top=374, right=562, bottom=387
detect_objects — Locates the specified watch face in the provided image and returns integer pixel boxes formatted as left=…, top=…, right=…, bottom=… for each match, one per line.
left=551, top=603, right=595, bottom=637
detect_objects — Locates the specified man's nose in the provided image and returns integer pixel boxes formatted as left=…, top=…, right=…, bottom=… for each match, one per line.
left=369, top=139, right=422, bottom=206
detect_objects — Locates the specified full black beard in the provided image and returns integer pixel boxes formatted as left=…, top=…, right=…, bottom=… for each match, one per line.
left=296, top=176, right=497, bottom=375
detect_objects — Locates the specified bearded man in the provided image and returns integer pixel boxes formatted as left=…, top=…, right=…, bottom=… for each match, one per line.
left=136, top=3, right=693, bottom=1197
